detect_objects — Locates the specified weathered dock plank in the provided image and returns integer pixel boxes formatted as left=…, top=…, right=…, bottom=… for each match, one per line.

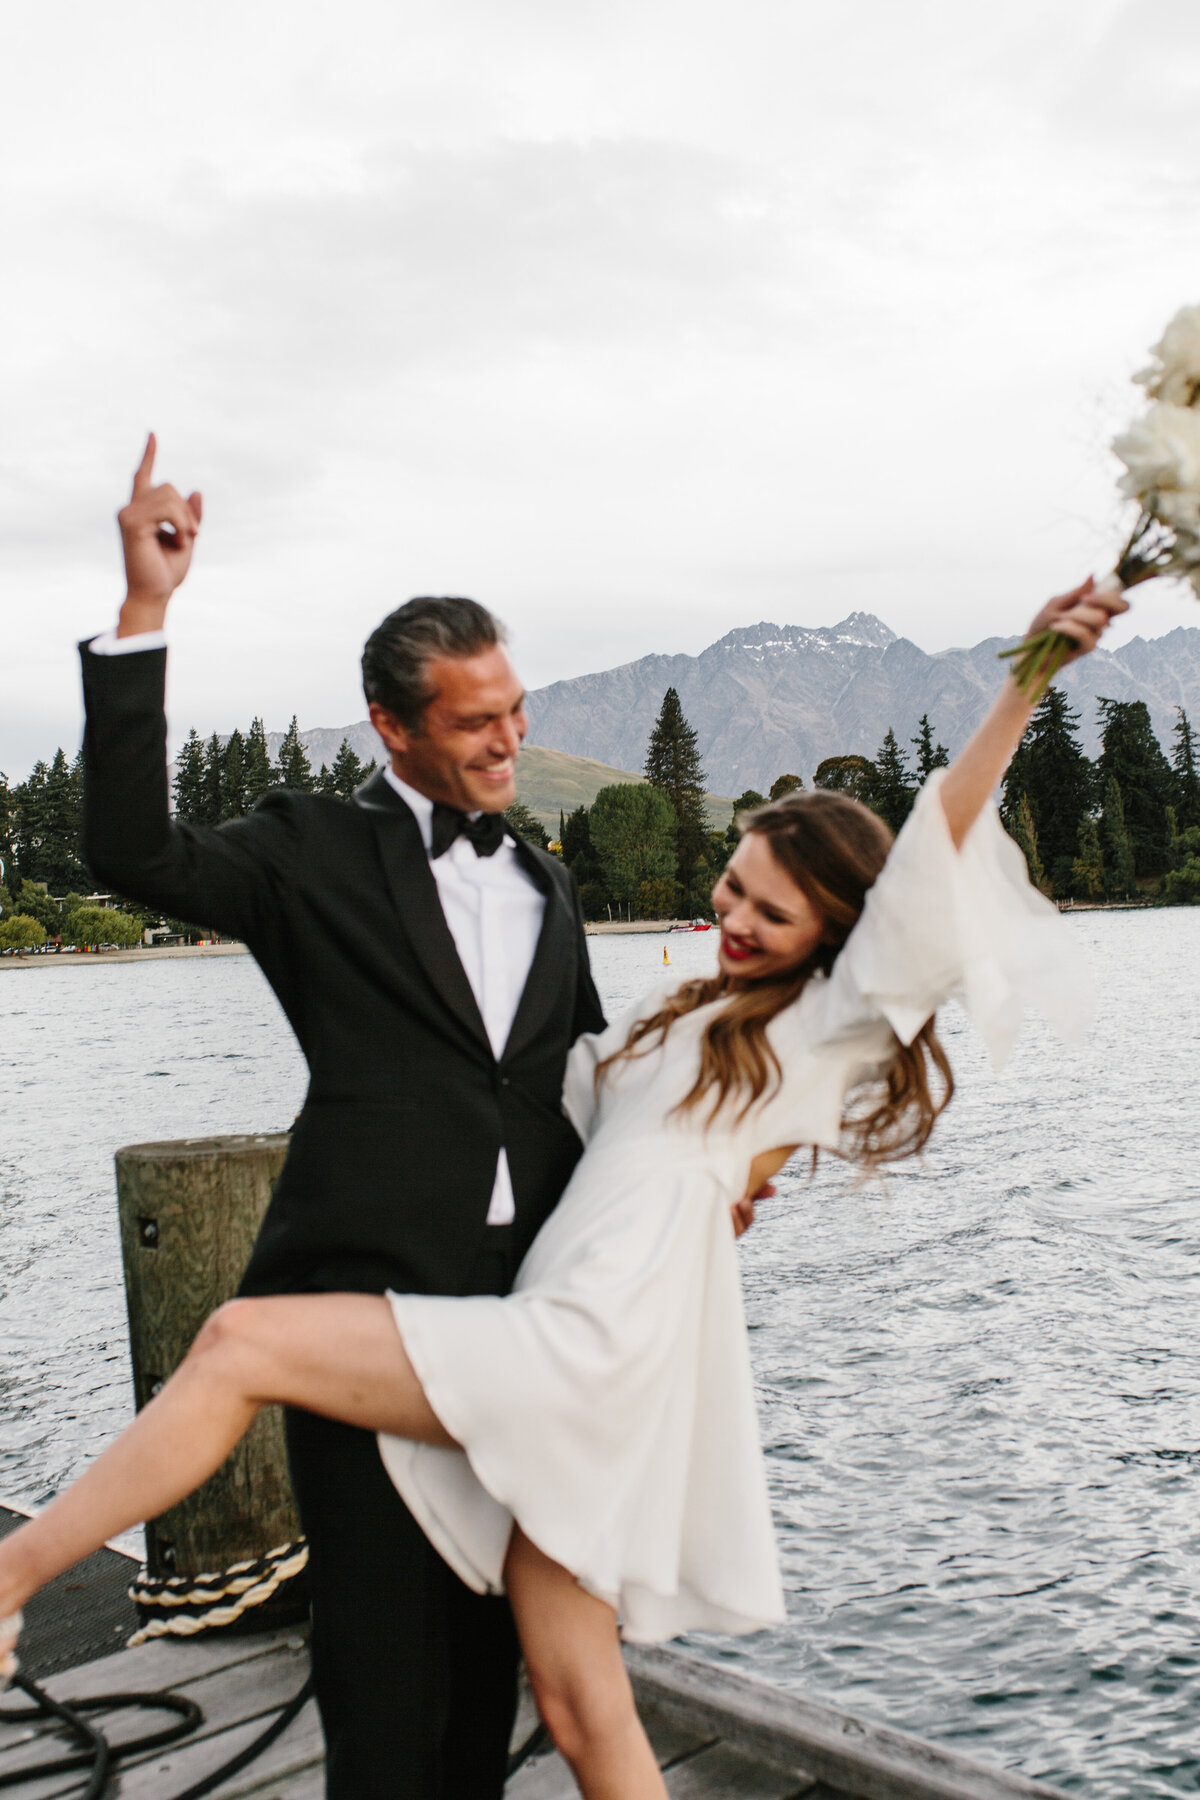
left=625, top=1646, right=1073, bottom=1800
left=0, top=1627, right=1078, bottom=1800
left=665, top=1740, right=816, bottom=1796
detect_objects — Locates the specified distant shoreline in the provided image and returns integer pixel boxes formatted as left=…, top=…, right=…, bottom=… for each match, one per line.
left=584, top=920, right=710, bottom=935
left=0, top=942, right=248, bottom=973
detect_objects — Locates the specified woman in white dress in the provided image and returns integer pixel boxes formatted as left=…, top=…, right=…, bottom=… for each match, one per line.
left=0, top=580, right=1124, bottom=1798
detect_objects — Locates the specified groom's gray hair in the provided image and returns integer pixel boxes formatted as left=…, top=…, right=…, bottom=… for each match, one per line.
left=361, top=596, right=507, bottom=733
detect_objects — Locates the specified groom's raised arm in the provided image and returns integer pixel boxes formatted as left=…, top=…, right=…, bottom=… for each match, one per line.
left=80, top=437, right=297, bottom=939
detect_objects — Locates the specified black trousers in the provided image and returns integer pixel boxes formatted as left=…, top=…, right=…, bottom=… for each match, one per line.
left=285, top=1236, right=521, bottom=1800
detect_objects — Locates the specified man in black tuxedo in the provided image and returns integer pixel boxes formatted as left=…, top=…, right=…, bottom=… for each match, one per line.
left=79, top=438, right=605, bottom=1797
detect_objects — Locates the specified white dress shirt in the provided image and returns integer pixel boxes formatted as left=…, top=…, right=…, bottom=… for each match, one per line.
left=382, top=771, right=545, bottom=1225
left=87, top=628, right=545, bottom=1225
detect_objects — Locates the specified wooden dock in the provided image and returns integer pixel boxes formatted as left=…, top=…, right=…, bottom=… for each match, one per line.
left=0, top=1621, right=1075, bottom=1798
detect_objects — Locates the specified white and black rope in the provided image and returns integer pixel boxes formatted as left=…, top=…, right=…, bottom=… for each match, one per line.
left=127, top=1538, right=309, bottom=1645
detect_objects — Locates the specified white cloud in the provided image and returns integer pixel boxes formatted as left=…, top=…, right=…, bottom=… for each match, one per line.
left=3, top=0, right=1200, bottom=774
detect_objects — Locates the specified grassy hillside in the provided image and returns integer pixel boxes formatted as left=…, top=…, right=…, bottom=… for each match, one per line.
left=517, top=744, right=733, bottom=836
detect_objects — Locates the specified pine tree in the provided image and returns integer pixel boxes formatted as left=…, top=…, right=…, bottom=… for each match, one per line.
left=644, top=688, right=708, bottom=894
left=1101, top=776, right=1137, bottom=898
left=13, top=761, right=48, bottom=883
left=220, top=729, right=248, bottom=820
left=327, top=739, right=366, bottom=800
left=1001, top=687, right=1094, bottom=894
left=245, top=717, right=275, bottom=807
left=1071, top=813, right=1105, bottom=899
left=1010, top=792, right=1047, bottom=892
left=560, top=805, right=594, bottom=871
left=1096, top=697, right=1173, bottom=876
left=870, top=729, right=914, bottom=831
left=172, top=729, right=207, bottom=822
left=1171, top=707, right=1200, bottom=830
left=910, top=715, right=949, bottom=781
left=35, top=748, right=84, bottom=891
left=0, top=771, right=16, bottom=898
left=274, top=717, right=314, bottom=792
left=769, top=773, right=804, bottom=800
left=202, top=733, right=224, bottom=826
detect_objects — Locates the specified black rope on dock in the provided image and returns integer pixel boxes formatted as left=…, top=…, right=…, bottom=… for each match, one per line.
left=0, top=1669, right=199, bottom=1795
left=0, top=1666, right=314, bottom=1799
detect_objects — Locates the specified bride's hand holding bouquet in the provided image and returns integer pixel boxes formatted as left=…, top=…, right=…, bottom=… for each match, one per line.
left=1003, top=303, right=1200, bottom=701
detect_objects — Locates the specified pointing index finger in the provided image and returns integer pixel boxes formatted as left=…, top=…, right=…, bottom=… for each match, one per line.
left=132, top=433, right=157, bottom=496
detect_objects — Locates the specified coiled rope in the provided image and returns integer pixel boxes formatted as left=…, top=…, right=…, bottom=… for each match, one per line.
left=0, top=1670, right=201, bottom=1798
left=0, top=1666, right=315, bottom=1800
left=127, top=1539, right=309, bottom=1645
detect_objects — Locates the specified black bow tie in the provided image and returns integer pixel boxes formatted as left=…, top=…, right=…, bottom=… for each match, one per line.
left=429, top=804, right=508, bottom=860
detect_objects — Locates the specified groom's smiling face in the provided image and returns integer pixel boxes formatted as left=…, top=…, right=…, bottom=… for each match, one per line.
left=369, top=645, right=528, bottom=814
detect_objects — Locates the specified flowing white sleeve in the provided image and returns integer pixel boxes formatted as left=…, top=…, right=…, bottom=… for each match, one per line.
left=561, top=981, right=677, bottom=1143
left=809, top=770, right=1093, bottom=1069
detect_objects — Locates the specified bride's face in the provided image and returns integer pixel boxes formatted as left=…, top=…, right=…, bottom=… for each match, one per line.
left=711, top=831, right=827, bottom=983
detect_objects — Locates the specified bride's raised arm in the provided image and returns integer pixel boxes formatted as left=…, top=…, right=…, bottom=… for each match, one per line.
left=803, top=578, right=1130, bottom=1073
left=939, top=578, right=1128, bottom=848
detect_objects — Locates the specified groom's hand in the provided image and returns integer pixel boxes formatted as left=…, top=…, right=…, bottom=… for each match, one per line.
left=731, top=1181, right=775, bottom=1239
left=116, top=433, right=203, bottom=637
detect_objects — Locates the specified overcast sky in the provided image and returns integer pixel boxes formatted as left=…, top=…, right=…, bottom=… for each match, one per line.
left=4, top=0, right=1200, bottom=776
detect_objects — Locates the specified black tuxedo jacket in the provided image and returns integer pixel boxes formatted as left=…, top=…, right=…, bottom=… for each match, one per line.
left=79, top=643, right=606, bottom=1300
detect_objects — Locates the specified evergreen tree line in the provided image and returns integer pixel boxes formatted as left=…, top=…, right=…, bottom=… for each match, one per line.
left=8, top=688, right=1199, bottom=947
left=995, top=691, right=1200, bottom=903
left=171, top=718, right=376, bottom=825
left=0, top=721, right=380, bottom=951
left=804, top=691, right=1200, bottom=903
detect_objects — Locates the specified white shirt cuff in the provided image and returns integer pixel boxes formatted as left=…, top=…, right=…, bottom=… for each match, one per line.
left=88, top=629, right=168, bottom=656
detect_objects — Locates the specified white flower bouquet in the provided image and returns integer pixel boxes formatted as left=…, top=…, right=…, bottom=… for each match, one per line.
left=1002, top=304, right=1200, bottom=699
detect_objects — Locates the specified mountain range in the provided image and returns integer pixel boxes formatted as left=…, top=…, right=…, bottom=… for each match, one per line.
left=523, top=613, right=1200, bottom=795
left=276, top=610, right=1200, bottom=813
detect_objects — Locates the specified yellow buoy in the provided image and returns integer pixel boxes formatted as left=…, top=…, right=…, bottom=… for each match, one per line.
left=663, top=945, right=671, bottom=965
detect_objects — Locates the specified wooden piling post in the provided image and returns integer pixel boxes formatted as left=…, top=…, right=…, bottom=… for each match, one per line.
left=115, top=1134, right=300, bottom=1592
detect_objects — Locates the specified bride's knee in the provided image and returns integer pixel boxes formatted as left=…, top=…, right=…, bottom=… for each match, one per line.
left=526, top=1656, right=639, bottom=1771
left=188, top=1299, right=263, bottom=1378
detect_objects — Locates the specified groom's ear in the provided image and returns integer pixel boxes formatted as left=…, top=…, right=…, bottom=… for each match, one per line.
left=369, top=702, right=413, bottom=757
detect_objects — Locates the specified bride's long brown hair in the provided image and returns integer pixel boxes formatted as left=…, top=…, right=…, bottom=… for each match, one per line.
left=596, top=789, right=953, bottom=1168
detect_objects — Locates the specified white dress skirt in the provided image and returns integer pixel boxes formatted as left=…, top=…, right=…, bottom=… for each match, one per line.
left=377, top=774, right=1092, bottom=1643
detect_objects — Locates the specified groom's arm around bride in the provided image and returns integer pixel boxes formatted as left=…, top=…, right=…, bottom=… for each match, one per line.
left=78, top=437, right=605, bottom=1800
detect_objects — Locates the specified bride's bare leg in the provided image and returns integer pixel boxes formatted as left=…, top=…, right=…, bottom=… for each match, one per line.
left=0, top=1294, right=449, bottom=1634
left=505, top=1528, right=667, bottom=1800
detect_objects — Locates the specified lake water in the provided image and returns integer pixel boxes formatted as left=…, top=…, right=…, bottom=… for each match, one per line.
left=3, top=915, right=1200, bottom=1795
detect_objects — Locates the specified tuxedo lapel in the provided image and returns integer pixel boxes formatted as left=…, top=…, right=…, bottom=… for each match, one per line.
left=355, top=774, right=492, bottom=1058
left=502, top=840, right=575, bottom=1064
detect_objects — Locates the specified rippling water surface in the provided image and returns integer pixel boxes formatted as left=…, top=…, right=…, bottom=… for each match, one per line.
left=3, top=914, right=1200, bottom=1795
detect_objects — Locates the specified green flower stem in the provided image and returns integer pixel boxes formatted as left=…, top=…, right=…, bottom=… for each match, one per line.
left=997, top=628, right=1075, bottom=704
